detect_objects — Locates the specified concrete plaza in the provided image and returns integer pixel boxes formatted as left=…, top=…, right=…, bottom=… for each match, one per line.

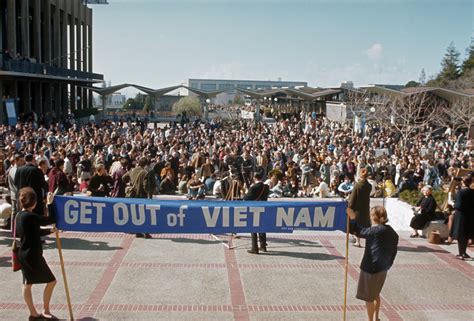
left=0, top=198, right=473, bottom=321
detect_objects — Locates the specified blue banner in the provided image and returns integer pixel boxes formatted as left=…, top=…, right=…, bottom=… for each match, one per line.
left=54, top=196, right=347, bottom=233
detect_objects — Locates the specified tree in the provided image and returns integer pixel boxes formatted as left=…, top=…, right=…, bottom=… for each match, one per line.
left=377, top=92, right=445, bottom=146
left=418, top=68, right=426, bottom=86
left=405, top=80, right=420, bottom=88
left=233, top=93, right=244, bottom=105
left=143, top=95, right=152, bottom=113
left=461, top=39, right=474, bottom=75
left=172, top=96, right=202, bottom=117
left=439, top=42, right=461, bottom=81
left=435, top=97, right=474, bottom=134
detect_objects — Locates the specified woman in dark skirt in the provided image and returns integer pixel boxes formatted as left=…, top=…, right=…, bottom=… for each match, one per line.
left=410, top=185, right=437, bottom=237
left=348, top=206, right=399, bottom=321
left=16, top=187, right=58, bottom=320
left=451, top=172, right=474, bottom=260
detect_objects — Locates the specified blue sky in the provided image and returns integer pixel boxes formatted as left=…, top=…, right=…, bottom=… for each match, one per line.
left=92, top=0, right=473, bottom=96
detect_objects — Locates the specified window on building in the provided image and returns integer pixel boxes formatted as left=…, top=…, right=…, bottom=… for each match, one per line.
left=201, top=83, right=217, bottom=91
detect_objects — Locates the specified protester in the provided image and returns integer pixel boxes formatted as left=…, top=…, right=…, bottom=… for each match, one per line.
left=16, top=188, right=58, bottom=320
left=87, top=163, right=112, bottom=197
left=14, top=154, right=47, bottom=217
left=348, top=206, right=399, bottom=321
left=409, top=185, right=437, bottom=238
left=347, top=168, right=372, bottom=247
left=451, top=172, right=474, bottom=260
left=244, top=169, right=270, bottom=254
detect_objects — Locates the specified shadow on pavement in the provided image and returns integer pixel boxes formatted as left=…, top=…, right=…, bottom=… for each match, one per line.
left=260, top=251, right=343, bottom=261
left=0, top=255, right=12, bottom=267
left=44, top=238, right=123, bottom=251
left=157, top=237, right=220, bottom=245
left=397, top=245, right=448, bottom=254
left=77, top=318, right=99, bottom=321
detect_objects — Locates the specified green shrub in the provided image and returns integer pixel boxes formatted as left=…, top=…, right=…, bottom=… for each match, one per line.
left=399, top=189, right=447, bottom=207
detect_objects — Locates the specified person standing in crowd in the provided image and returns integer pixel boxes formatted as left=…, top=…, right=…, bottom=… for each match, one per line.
left=16, top=188, right=58, bottom=320
left=14, top=154, right=47, bottom=217
left=160, top=172, right=177, bottom=195
left=451, top=172, right=474, bottom=260
left=347, top=168, right=372, bottom=247
left=409, top=185, right=437, bottom=238
left=245, top=169, right=270, bottom=254
left=348, top=206, right=398, bottom=321
left=48, top=159, right=72, bottom=195
left=87, top=163, right=112, bottom=197
left=123, top=157, right=152, bottom=238
left=110, top=158, right=128, bottom=198
left=7, top=154, right=25, bottom=225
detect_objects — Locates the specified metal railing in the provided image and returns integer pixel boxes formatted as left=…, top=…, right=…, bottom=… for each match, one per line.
left=0, top=56, right=103, bottom=80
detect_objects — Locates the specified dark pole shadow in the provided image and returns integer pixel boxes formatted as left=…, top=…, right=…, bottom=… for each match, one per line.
left=156, top=237, right=221, bottom=245
left=44, top=238, right=123, bottom=251
left=259, top=251, right=343, bottom=261
left=397, top=245, right=449, bottom=254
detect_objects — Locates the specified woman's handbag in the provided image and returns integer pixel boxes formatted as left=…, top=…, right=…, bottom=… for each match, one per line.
left=11, top=217, right=21, bottom=272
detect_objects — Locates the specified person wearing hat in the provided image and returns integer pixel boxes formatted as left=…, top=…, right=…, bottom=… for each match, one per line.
left=14, top=154, right=47, bottom=217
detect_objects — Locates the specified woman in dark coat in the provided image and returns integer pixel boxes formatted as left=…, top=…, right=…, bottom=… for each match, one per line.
left=16, top=187, right=58, bottom=320
left=410, top=185, right=437, bottom=238
left=349, top=206, right=399, bottom=321
left=451, top=172, right=474, bottom=260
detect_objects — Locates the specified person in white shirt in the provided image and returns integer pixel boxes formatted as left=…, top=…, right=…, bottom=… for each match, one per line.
left=313, top=177, right=330, bottom=198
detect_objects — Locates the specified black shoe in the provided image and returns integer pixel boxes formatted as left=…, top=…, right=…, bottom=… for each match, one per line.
left=135, top=233, right=144, bottom=238
left=462, top=253, right=471, bottom=259
left=247, top=249, right=259, bottom=254
left=144, top=233, right=152, bottom=239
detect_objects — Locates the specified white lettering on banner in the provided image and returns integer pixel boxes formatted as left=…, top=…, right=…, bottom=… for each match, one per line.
left=201, top=207, right=266, bottom=228
left=313, top=207, right=335, bottom=228
left=114, top=203, right=128, bottom=226
left=64, top=200, right=79, bottom=224
left=249, top=207, right=265, bottom=227
left=202, top=207, right=220, bottom=227
left=63, top=200, right=106, bottom=225
left=276, top=207, right=336, bottom=228
left=167, top=205, right=187, bottom=227
left=276, top=207, right=295, bottom=227
left=234, top=207, right=247, bottom=227
left=113, top=203, right=162, bottom=226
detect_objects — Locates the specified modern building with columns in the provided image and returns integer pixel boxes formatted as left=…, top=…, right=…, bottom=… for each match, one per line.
left=0, top=0, right=103, bottom=124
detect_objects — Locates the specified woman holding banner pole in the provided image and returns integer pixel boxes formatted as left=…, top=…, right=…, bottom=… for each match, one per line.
left=348, top=206, right=398, bottom=321
left=16, top=188, right=58, bottom=320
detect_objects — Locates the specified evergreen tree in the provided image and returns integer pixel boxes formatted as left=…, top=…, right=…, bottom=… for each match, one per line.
left=439, top=42, right=461, bottom=81
left=461, top=39, right=474, bottom=74
left=418, top=68, right=426, bottom=86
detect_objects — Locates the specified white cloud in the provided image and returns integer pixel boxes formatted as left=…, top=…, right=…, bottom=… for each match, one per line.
left=366, top=43, right=383, bottom=60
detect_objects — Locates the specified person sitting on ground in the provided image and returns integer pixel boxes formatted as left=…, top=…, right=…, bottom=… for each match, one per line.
left=313, top=176, right=330, bottom=198
left=177, top=174, right=189, bottom=195
left=338, top=176, right=354, bottom=197
left=159, top=172, right=176, bottom=195
left=204, top=173, right=217, bottom=195
left=409, top=185, right=437, bottom=238
left=187, top=173, right=206, bottom=200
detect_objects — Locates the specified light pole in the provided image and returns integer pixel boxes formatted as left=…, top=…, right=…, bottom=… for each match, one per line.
left=205, top=98, right=211, bottom=121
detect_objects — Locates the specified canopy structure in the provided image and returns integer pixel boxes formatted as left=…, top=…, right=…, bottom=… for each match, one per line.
left=185, top=87, right=228, bottom=99
left=361, top=85, right=473, bottom=103
left=236, top=87, right=341, bottom=102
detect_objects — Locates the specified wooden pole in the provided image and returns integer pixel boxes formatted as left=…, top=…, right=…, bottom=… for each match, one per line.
left=343, top=210, right=350, bottom=321
left=54, top=227, right=74, bottom=320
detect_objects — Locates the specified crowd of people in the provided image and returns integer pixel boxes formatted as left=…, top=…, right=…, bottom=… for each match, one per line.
left=1, top=109, right=472, bottom=203
left=0, top=107, right=472, bottom=321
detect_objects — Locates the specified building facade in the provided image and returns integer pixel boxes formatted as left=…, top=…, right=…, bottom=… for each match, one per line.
left=188, top=78, right=307, bottom=105
left=0, top=0, right=103, bottom=124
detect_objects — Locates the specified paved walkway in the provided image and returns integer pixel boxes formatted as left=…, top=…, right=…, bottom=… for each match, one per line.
left=0, top=225, right=473, bottom=320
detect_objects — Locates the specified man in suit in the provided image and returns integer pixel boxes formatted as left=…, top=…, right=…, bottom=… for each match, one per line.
left=244, top=168, right=270, bottom=254
left=348, top=167, right=372, bottom=247
left=14, top=153, right=47, bottom=216
left=123, top=157, right=152, bottom=239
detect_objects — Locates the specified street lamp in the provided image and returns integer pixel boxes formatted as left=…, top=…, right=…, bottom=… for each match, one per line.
left=205, top=98, right=211, bottom=121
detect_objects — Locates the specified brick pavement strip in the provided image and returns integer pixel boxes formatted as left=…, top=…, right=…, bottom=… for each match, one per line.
left=1, top=232, right=473, bottom=320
